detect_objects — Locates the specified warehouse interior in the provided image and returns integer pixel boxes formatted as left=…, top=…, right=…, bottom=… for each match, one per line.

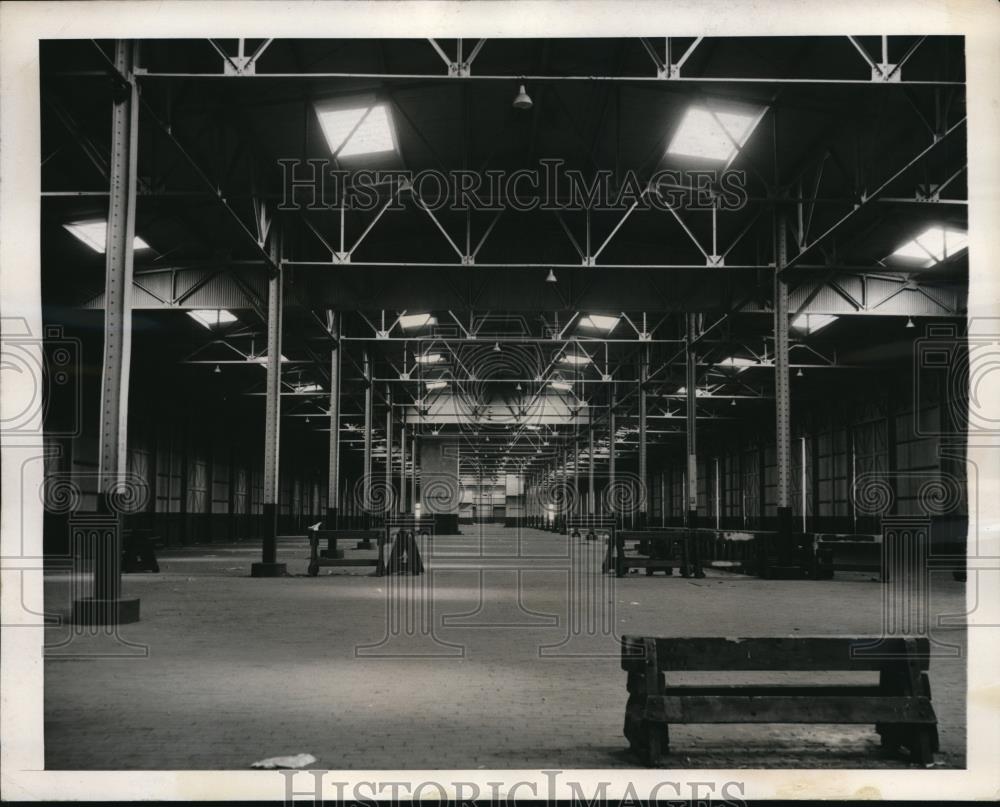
left=39, top=36, right=969, bottom=770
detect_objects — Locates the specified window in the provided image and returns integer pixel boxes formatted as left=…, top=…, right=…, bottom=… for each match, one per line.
left=579, top=314, right=620, bottom=332
left=187, top=309, right=238, bottom=329
left=792, top=314, right=838, bottom=334
left=399, top=313, right=437, bottom=330
left=316, top=102, right=396, bottom=158
left=719, top=356, right=757, bottom=372
left=890, top=226, right=968, bottom=267
left=64, top=220, right=150, bottom=253
left=667, top=105, right=761, bottom=162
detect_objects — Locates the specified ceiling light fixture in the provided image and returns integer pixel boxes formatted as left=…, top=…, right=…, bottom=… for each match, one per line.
left=513, top=84, right=533, bottom=110
left=493, top=341, right=501, bottom=353
left=906, top=317, right=915, bottom=329
left=545, top=268, right=557, bottom=283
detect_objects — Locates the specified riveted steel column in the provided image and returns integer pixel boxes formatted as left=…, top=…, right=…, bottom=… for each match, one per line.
left=686, top=314, right=698, bottom=527
left=384, top=385, right=393, bottom=517
left=608, top=395, right=616, bottom=520
left=410, top=429, right=417, bottom=514
left=399, top=417, right=407, bottom=513
left=638, top=346, right=648, bottom=527
left=363, top=352, right=373, bottom=522
left=251, top=223, right=286, bottom=577
left=76, top=39, right=141, bottom=623
left=326, top=317, right=341, bottom=529
left=774, top=211, right=793, bottom=565
left=588, top=424, right=595, bottom=515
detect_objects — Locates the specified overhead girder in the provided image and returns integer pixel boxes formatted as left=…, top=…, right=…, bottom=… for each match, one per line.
left=82, top=265, right=963, bottom=316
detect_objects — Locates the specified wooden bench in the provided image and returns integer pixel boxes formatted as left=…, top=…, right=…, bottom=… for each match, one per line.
left=608, top=530, right=704, bottom=578
left=621, top=635, right=937, bottom=766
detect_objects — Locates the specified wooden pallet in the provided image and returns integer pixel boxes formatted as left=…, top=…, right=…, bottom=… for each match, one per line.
left=621, top=635, right=938, bottom=766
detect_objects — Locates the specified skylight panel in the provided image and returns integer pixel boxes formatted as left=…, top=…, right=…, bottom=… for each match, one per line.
left=560, top=353, right=591, bottom=366
left=316, top=103, right=396, bottom=158
left=415, top=352, right=444, bottom=365
left=550, top=381, right=572, bottom=391
left=579, top=314, right=620, bottom=332
left=792, top=314, right=838, bottom=335
left=667, top=106, right=760, bottom=162
left=187, top=309, right=238, bottom=329
left=64, top=220, right=150, bottom=253
left=425, top=380, right=448, bottom=391
left=890, top=226, right=968, bottom=267
left=254, top=353, right=289, bottom=367
left=399, top=313, right=437, bottom=330
left=719, top=356, right=757, bottom=372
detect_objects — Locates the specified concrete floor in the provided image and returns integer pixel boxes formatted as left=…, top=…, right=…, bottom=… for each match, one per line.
left=43, top=526, right=966, bottom=770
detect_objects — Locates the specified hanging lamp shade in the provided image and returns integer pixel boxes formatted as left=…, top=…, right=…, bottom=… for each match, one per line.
left=513, top=84, right=533, bottom=109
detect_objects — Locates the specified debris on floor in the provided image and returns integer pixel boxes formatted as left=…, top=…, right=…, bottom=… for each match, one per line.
left=250, top=753, right=317, bottom=769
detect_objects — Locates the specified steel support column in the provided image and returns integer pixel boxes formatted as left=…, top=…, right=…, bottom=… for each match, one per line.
left=410, top=429, right=417, bottom=515
left=399, top=417, right=407, bottom=514
left=326, top=317, right=341, bottom=529
left=608, top=396, right=616, bottom=522
left=251, top=223, right=287, bottom=577
left=774, top=211, right=794, bottom=568
left=75, top=39, right=141, bottom=624
left=638, top=348, right=648, bottom=527
left=684, top=313, right=704, bottom=576
left=685, top=314, right=698, bottom=527
left=363, top=352, right=373, bottom=523
left=588, top=425, right=595, bottom=515
left=385, top=385, right=393, bottom=516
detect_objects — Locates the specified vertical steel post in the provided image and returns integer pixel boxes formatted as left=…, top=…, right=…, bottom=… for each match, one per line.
left=638, top=347, right=648, bottom=527
left=588, top=424, right=595, bottom=515
left=714, top=456, right=721, bottom=529
left=252, top=221, right=286, bottom=577
left=801, top=436, right=808, bottom=532
left=410, top=430, right=418, bottom=516
left=326, top=317, right=341, bottom=529
left=774, top=211, right=793, bottom=566
left=363, top=352, right=373, bottom=522
left=608, top=395, right=616, bottom=521
left=399, top=417, right=407, bottom=514
left=77, top=39, right=142, bottom=623
left=573, top=437, right=582, bottom=515
left=686, top=314, right=698, bottom=528
left=384, top=385, right=393, bottom=516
